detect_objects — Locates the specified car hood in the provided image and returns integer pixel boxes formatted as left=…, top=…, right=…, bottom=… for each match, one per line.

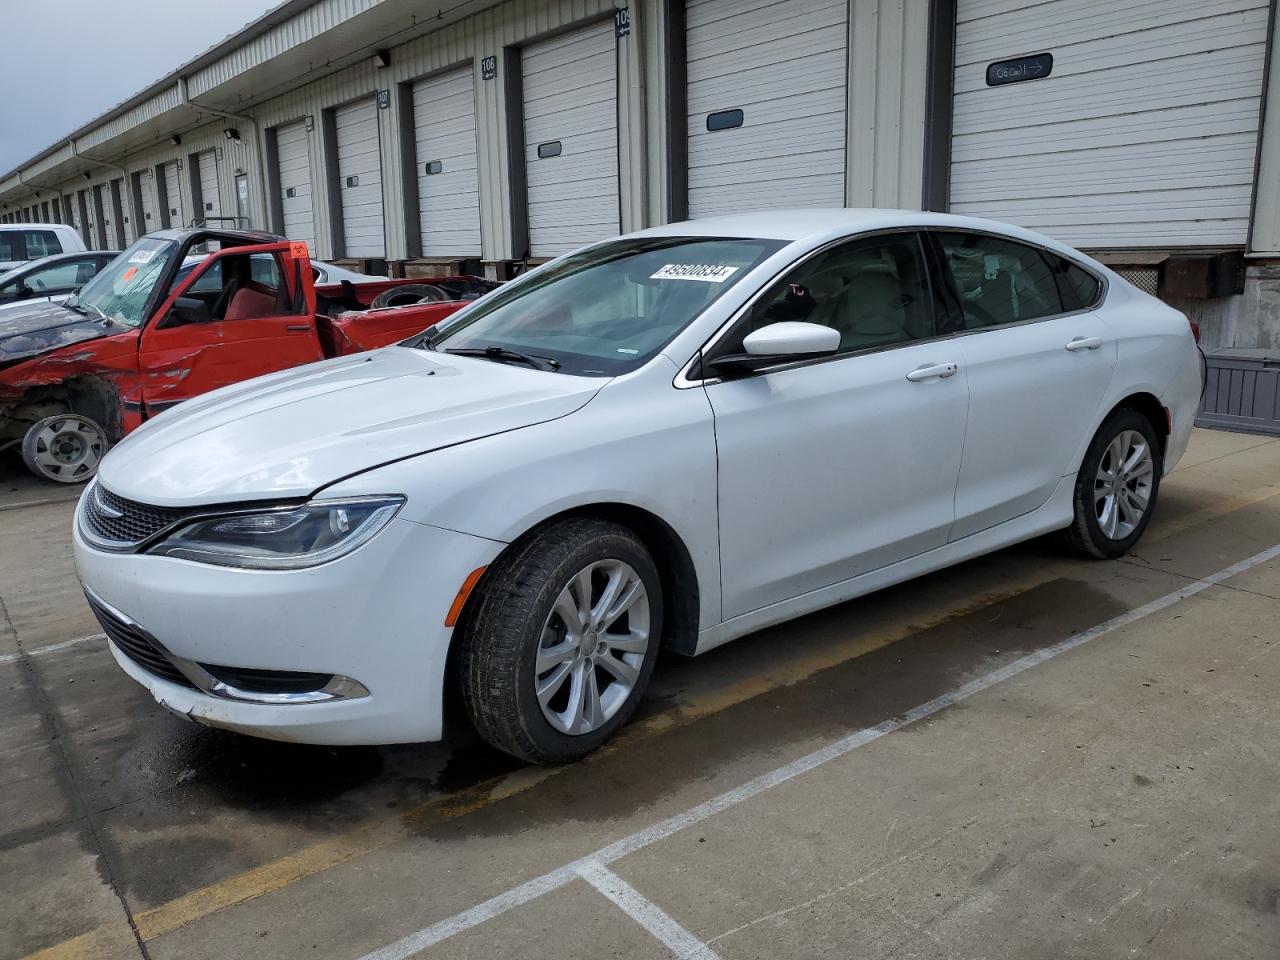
left=97, top=346, right=605, bottom=506
left=0, top=299, right=107, bottom=365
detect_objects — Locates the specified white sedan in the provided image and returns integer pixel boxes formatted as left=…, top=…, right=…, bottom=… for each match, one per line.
left=73, top=210, right=1200, bottom=762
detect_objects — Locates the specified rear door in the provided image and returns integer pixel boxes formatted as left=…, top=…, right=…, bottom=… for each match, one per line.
left=932, top=230, right=1116, bottom=540
left=138, top=242, right=321, bottom=413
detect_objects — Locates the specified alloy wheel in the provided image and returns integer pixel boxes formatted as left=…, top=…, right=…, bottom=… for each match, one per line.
left=1094, top=428, right=1154, bottom=540
left=534, top=559, right=651, bottom=736
left=21, top=414, right=107, bottom=483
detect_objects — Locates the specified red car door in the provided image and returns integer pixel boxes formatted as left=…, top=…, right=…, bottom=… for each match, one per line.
left=138, top=242, right=321, bottom=414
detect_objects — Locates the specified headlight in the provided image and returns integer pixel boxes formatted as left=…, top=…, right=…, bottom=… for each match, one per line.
left=147, top=496, right=404, bottom=569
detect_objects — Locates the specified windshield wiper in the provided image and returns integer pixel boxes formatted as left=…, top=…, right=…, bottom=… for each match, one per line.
left=444, top=345, right=560, bottom=372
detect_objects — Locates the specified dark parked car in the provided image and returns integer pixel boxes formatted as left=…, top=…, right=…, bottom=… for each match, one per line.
left=0, top=251, right=121, bottom=306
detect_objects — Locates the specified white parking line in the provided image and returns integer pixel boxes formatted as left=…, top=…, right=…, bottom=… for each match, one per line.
left=0, top=632, right=104, bottom=666
left=575, top=859, right=722, bottom=960
left=354, top=541, right=1280, bottom=960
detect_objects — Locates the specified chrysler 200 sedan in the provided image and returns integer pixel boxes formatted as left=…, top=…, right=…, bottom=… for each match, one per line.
left=74, top=210, right=1201, bottom=763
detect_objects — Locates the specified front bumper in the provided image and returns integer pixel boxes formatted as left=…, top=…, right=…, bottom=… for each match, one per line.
left=74, top=508, right=504, bottom=745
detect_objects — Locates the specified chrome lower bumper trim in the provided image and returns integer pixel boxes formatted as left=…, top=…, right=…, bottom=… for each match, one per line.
left=85, top=584, right=370, bottom=705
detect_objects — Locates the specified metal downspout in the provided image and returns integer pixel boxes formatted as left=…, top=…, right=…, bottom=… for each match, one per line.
left=71, top=140, right=137, bottom=246
left=178, top=77, right=269, bottom=229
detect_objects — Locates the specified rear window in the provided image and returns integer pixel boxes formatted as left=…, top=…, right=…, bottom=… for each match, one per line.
left=24, top=230, right=62, bottom=258
left=0, top=231, right=20, bottom=262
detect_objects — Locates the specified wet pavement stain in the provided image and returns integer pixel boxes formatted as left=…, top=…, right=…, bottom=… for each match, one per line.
left=10, top=570, right=1129, bottom=917
left=414, top=578, right=1130, bottom=841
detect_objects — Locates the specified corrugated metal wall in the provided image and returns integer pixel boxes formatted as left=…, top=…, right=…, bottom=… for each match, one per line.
left=0, top=0, right=930, bottom=261
left=950, top=0, right=1271, bottom=247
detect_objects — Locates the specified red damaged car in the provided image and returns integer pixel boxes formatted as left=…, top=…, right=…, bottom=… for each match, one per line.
left=0, top=228, right=495, bottom=482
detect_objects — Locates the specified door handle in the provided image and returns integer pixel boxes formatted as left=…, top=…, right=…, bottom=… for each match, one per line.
left=286, top=324, right=311, bottom=332
left=905, top=362, right=959, bottom=383
left=1065, top=336, right=1103, bottom=351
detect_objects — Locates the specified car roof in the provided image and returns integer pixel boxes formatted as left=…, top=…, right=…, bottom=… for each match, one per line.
left=143, top=227, right=285, bottom=246
left=0, top=222, right=79, bottom=231
left=627, top=208, right=1087, bottom=257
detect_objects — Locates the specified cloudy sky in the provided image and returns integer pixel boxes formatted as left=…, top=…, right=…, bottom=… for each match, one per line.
left=0, top=0, right=280, bottom=174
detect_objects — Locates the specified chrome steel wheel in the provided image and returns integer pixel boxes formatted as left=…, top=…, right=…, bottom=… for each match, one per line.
left=21, top=414, right=107, bottom=483
left=1094, top=428, right=1154, bottom=540
left=534, top=559, right=651, bottom=736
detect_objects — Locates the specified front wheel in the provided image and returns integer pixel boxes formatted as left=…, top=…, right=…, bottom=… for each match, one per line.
left=1064, top=408, right=1162, bottom=559
left=458, top=518, right=662, bottom=763
left=21, top=414, right=108, bottom=483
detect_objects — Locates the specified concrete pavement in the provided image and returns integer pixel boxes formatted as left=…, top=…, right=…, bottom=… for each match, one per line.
left=2, top=428, right=1279, bottom=959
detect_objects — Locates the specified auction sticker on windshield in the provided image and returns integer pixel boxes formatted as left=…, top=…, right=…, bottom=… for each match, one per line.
left=650, top=264, right=739, bottom=282
left=128, top=249, right=159, bottom=264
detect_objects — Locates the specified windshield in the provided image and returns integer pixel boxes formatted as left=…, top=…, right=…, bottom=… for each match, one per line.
left=422, top=236, right=785, bottom=376
left=69, top=239, right=173, bottom=328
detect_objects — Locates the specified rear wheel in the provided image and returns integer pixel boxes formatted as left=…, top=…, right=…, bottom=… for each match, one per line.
left=1064, top=408, right=1161, bottom=559
left=458, top=518, right=662, bottom=763
left=21, top=414, right=107, bottom=483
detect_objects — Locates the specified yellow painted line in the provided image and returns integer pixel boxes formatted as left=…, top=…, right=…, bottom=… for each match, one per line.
left=18, top=922, right=138, bottom=960
left=131, top=765, right=560, bottom=942
left=22, top=472, right=1280, bottom=959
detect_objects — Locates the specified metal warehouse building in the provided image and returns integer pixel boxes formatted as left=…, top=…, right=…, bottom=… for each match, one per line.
left=3, top=0, right=1280, bottom=348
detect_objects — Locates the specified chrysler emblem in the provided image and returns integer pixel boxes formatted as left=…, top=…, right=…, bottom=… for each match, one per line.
left=94, top=487, right=124, bottom=519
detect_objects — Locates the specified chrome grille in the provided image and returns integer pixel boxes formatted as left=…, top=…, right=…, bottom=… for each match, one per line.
left=83, top=483, right=190, bottom=547
left=85, top=592, right=195, bottom=689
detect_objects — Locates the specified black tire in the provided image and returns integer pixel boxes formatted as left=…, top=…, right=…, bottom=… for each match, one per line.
left=369, top=284, right=449, bottom=309
left=457, top=518, right=663, bottom=763
left=1064, top=407, right=1163, bottom=559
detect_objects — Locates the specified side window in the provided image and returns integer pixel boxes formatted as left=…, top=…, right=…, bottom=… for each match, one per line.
left=936, top=233, right=1063, bottom=329
left=24, top=261, right=82, bottom=290
left=1058, top=258, right=1101, bottom=310
left=208, top=253, right=289, bottom=322
left=24, top=230, right=62, bottom=258
left=731, top=233, right=934, bottom=355
left=0, top=231, right=23, bottom=262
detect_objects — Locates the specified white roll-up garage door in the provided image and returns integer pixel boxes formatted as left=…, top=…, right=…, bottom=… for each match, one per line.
left=522, top=20, right=619, bottom=258
left=114, top=179, right=135, bottom=245
left=275, top=120, right=315, bottom=252
left=412, top=65, right=482, bottom=257
left=335, top=98, right=386, bottom=258
left=195, top=151, right=221, bottom=225
left=138, top=174, right=158, bottom=234
left=162, top=161, right=184, bottom=228
left=950, top=0, right=1270, bottom=247
left=685, top=0, right=848, bottom=218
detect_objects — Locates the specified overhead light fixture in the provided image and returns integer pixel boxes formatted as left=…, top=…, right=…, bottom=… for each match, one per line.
left=373, top=48, right=391, bottom=69
left=224, top=127, right=241, bottom=141
left=171, top=135, right=182, bottom=146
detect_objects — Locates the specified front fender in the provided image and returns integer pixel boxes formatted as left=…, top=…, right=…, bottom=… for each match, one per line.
left=325, top=361, right=723, bottom=633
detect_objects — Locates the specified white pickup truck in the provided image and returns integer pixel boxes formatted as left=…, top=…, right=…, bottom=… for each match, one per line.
left=0, top=223, right=87, bottom=273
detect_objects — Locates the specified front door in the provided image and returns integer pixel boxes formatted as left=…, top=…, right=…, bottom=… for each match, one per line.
left=705, top=232, right=969, bottom=621
left=139, top=243, right=321, bottom=414
left=931, top=230, right=1118, bottom=540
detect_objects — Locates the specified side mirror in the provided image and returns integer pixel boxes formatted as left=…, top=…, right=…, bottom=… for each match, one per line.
left=15, top=283, right=33, bottom=300
left=168, top=295, right=211, bottom=326
left=710, top=321, right=840, bottom=376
